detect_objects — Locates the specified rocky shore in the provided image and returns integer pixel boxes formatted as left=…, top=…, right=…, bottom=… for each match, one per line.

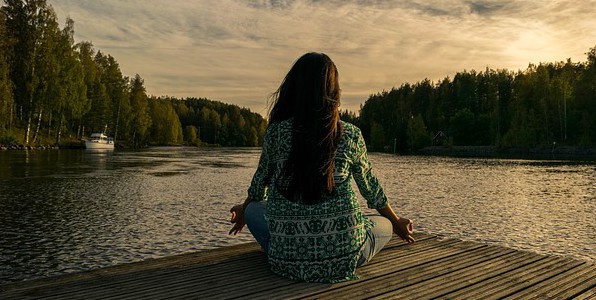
left=0, top=144, right=60, bottom=151
left=0, top=140, right=85, bottom=150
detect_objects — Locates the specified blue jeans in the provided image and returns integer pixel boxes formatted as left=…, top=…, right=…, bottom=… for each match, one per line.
left=244, top=201, right=393, bottom=266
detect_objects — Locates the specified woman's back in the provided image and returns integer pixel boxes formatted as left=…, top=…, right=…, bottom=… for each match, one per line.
left=249, top=119, right=388, bottom=283
left=229, top=52, right=414, bottom=284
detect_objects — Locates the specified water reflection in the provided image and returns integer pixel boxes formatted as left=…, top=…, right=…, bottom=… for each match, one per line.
left=0, top=149, right=594, bottom=284
left=371, top=155, right=595, bottom=262
left=0, top=148, right=259, bottom=283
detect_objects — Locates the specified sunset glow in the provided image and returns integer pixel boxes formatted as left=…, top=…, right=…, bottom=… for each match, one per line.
left=51, top=0, right=596, bottom=114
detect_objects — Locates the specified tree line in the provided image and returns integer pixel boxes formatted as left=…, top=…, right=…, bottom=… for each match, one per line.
left=350, top=46, right=596, bottom=152
left=2, top=1, right=594, bottom=151
left=169, top=97, right=267, bottom=147
left=0, top=0, right=266, bottom=147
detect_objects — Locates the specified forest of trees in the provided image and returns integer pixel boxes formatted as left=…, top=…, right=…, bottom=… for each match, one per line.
left=353, top=47, right=596, bottom=152
left=0, top=0, right=266, bottom=148
left=1, top=1, right=594, bottom=152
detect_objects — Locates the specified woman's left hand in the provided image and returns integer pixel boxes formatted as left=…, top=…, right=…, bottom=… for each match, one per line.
left=228, top=204, right=246, bottom=235
left=376, top=203, right=415, bottom=244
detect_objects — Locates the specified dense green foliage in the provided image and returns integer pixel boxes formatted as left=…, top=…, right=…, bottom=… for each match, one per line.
left=170, top=97, right=267, bottom=146
left=354, top=50, right=596, bottom=152
left=0, top=0, right=266, bottom=147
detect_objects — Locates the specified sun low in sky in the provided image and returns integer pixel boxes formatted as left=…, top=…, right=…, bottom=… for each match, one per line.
left=50, top=0, right=596, bottom=115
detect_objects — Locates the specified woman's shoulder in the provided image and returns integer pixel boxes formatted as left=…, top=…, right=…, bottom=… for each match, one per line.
left=267, top=118, right=293, bottom=132
left=340, top=121, right=362, bottom=139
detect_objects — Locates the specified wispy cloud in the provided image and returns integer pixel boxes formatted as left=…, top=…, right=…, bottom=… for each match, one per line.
left=50, top=0, right=596, bottom=113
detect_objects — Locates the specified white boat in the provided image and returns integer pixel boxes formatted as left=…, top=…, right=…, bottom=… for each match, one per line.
left=85, top=133, right=115, bottom=150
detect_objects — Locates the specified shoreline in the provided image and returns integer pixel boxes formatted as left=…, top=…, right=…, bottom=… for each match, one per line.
left=416, top=145, right=596, bottom=161
left=0, top=144, right=60, bottom=150
left=3, top=143, right=596, bottom=161
left=0, top=142, right=222, bottom=151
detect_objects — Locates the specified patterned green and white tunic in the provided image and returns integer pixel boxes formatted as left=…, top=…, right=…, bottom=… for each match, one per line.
left=247, top=119, right=388, bottom=283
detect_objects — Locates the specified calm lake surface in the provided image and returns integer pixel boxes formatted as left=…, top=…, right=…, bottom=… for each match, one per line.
left=0, top=148, right=594, bottom=283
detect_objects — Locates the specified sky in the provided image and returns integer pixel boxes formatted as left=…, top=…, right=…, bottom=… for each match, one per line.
left=50, top=0, right=596, bottom=116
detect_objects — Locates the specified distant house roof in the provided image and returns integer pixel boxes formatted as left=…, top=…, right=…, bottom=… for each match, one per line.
left=433, top=131, right=447, bottom=141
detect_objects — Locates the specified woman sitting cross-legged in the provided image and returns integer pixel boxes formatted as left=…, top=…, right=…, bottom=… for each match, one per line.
left=229, top=52, right=415, bottom=283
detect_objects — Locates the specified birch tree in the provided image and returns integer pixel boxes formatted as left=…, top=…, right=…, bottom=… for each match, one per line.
left=0, top=11, right=14, bottom=135
left=2, top=0, right=57, bottom=145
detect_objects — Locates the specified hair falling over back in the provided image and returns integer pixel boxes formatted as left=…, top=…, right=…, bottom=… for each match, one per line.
left=269, top=52, right=343, bottom=205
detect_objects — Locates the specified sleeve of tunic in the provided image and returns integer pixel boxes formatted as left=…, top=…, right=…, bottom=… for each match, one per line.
left=247, top=124, right=273, bottom=202
left=350, top=127, right=388, bottom=210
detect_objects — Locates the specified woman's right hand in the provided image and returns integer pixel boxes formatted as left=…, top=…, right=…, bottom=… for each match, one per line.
left=392, top=217, right=415, bottom=243
left=228, top=204, right=246, bottom=235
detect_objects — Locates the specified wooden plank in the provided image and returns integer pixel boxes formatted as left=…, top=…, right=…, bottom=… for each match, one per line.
left=104, top=237, right=440, bottom=300
left=310, top=245, right=508, bottom=300
left=380, top=250, right=539, bottom=299
left=550, top=269, right=596, bottom=300
left=275, top=243, right=492, bottom=300
left=441, top=256, right=585, bottom=299
left=77, top=235, right=436, bottom=296
left=1, top=233, right=593, bottom=300
left=479, top=258, right=586, bottom=299
left=85, top=235, right=436, bottom=297
left=0, top=242, right=260, bottom=292
left=0, top=245, right=262, bottom=300
left=508, top=262, right=596, bottom=299
left=572, top=287, right=596, bottom=300
left=240, top=239, right=481, bottom=299
left=63, top=253, right=266, bottom=294
left=105, top=261, right=275, bottom=300
left=362, top=240, right=464, bottom=270
left=1, top=237, right=431, bottom=300
left=355, top=243, right=481, bottom=279
left=196, top=242, right=473, bottom=300
left=52, top=254, right=271, bottom=300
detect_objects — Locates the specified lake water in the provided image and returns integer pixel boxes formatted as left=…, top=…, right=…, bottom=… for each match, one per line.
left=0, top=148, right=594, bottom=284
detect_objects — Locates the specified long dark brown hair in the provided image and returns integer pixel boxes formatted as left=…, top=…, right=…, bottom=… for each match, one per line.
left=269, top=52, right=342, bottom=204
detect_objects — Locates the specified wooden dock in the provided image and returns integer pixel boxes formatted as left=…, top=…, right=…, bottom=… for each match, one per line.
left=1, top=233, right=594, bottom=299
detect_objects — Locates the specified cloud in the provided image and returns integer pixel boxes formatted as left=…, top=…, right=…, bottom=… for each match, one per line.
left=50, top=0, right=596, bottom=113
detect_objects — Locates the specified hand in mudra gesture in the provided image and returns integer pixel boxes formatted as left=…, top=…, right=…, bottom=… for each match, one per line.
left=393, top=217, right=415, bottom=243
left=228, top=204, right=246, bottom=235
